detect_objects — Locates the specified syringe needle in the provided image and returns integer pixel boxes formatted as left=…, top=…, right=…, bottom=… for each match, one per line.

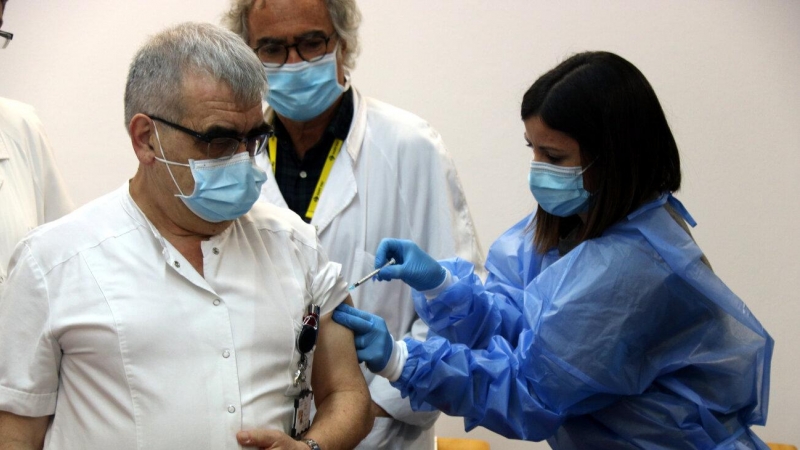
left=348, top=258, right=396, bottom=291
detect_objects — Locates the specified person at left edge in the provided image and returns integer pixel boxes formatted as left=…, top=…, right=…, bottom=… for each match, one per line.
left=0, top=0, right=74, bottom=289
left=223, top=2, right=484, bottom=449
left=0, top=22, right=371, bottom=450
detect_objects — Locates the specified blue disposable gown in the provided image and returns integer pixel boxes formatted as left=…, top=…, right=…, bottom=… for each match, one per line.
left=392, top=194, right=773, bottom=449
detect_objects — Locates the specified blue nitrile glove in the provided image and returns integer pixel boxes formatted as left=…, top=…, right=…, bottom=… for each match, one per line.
left=374, top=238, right=446, bottom=291
left=332, top=303, right=393, bottom=373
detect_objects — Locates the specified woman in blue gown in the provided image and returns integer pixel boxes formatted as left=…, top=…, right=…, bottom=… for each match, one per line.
left=333, top=51, right=772, bottom=449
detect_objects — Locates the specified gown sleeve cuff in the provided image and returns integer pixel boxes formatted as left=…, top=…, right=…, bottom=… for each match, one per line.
left=390, top=338, right=438, bottom=413
left=421, top=268, right=454, bottom=300
left=376, top=339, right=408, bottom=382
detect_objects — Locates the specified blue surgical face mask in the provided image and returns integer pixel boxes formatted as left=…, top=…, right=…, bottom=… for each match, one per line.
left=263, top=47, right=347, bottom=122
left=528, top=161, right=592, bottom=217
left=153, top=125, right=267, bottom=223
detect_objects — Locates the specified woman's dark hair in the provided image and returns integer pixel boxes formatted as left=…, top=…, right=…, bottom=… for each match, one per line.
left=522, top=51, right=681, bottom=252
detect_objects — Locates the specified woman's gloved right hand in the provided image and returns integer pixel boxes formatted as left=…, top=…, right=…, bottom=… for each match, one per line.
left=375, top=238, right=446, bottom=291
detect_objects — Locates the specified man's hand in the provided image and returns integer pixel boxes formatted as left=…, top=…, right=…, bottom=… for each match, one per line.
left=236, top=429, right=307, bottom=449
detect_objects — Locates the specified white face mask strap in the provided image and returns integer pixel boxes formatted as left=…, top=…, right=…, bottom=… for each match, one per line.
left=333, top=42, right=351, bottom=91
left=151, top=120, right=189, bottom=198
left=341, top=72, right=351, bottom=91
left=579, top=157, right=601, bottom=175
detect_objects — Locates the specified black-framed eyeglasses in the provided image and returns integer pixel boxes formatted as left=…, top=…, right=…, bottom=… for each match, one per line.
left=148, top=115, right=272, bottom=160
left=0, top=31, right=13, bottom=50
left=254, top=32, right=337, bottom=68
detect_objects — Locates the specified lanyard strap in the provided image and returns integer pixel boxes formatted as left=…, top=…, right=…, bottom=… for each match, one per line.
left=268, top=136, right=343, bottom=221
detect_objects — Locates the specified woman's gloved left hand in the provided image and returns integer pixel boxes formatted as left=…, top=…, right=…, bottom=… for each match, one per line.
left=333, top=303, right=394, bottom=373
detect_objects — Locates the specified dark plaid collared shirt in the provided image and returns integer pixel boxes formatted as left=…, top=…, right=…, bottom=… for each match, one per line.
left=272, top=88, right=354, bottom=222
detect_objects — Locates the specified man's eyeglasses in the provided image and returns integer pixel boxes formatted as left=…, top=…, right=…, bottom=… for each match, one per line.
left=254, top=32, right=337, bottom=68
left=149, top=115, right=272, bottom=160
left=0, top=31, right=13, bottom=49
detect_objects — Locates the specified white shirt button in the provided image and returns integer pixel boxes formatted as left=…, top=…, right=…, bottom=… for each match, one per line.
left=228, top=405, right=236, bottom=413
left=173, top=261, right=180, bottom=268
left=213, top=299, right=221, bottom=306
left=212, top=247, right=220, bottom=255
left=299, top=171, right=307, bottom=179
left=222, top=350, right=231, bottom=358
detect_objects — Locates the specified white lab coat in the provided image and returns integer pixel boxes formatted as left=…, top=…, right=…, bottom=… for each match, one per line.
left=256, top=88, right=484, bottom=450
left=0, top=97, right=73, bottom=284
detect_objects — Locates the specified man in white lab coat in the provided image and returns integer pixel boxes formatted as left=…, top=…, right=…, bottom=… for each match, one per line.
left=224, top=1, right=484, bottom=448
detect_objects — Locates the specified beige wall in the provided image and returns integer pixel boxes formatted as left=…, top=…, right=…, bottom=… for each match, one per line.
left=1, top=1, right=797, bottom=447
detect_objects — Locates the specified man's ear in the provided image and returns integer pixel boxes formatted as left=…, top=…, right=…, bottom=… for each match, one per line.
left=130, top=114, right=157, bottom=165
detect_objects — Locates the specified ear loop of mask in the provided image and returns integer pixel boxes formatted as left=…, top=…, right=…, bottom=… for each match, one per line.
left=581, top=158, right=597, bottom=175
left=152, top=121, right=192, bottom=198
left=336, top=43, right=352, bottom=92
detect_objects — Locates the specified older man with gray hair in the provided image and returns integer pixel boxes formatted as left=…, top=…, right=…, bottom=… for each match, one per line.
left=0, top=22, right=370, bottom=450
left=223, top=2, right=484, bottom=448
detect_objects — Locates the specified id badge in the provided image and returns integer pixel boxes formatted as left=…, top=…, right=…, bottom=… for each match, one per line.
left=290, top=388, right=314, bottom=438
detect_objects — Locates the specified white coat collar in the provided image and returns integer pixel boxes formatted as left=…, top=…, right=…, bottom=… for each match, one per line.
left=259, top=87, right=368, bottom=234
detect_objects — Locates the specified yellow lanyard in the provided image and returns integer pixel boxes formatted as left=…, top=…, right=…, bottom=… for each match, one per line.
left=268, top=136, right=343, bottom=221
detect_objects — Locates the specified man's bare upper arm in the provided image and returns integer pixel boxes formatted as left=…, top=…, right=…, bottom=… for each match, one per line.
left=311, top=296, right=369, bottom=404
left=0, top=410, right=50, bottom=450
left=306, top=296, right=372, bottom=448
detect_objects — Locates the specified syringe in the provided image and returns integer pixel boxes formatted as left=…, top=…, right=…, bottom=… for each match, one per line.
left=348, top=258, right=396, bottom=291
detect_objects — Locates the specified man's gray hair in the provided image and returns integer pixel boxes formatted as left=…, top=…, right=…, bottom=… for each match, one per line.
left=124, top=22, right=267, bottom=128
left=222, top=0, right=362, bottom=72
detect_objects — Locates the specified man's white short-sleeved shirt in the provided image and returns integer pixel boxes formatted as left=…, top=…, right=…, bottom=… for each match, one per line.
left=0, top=184, right=348, bottom=449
